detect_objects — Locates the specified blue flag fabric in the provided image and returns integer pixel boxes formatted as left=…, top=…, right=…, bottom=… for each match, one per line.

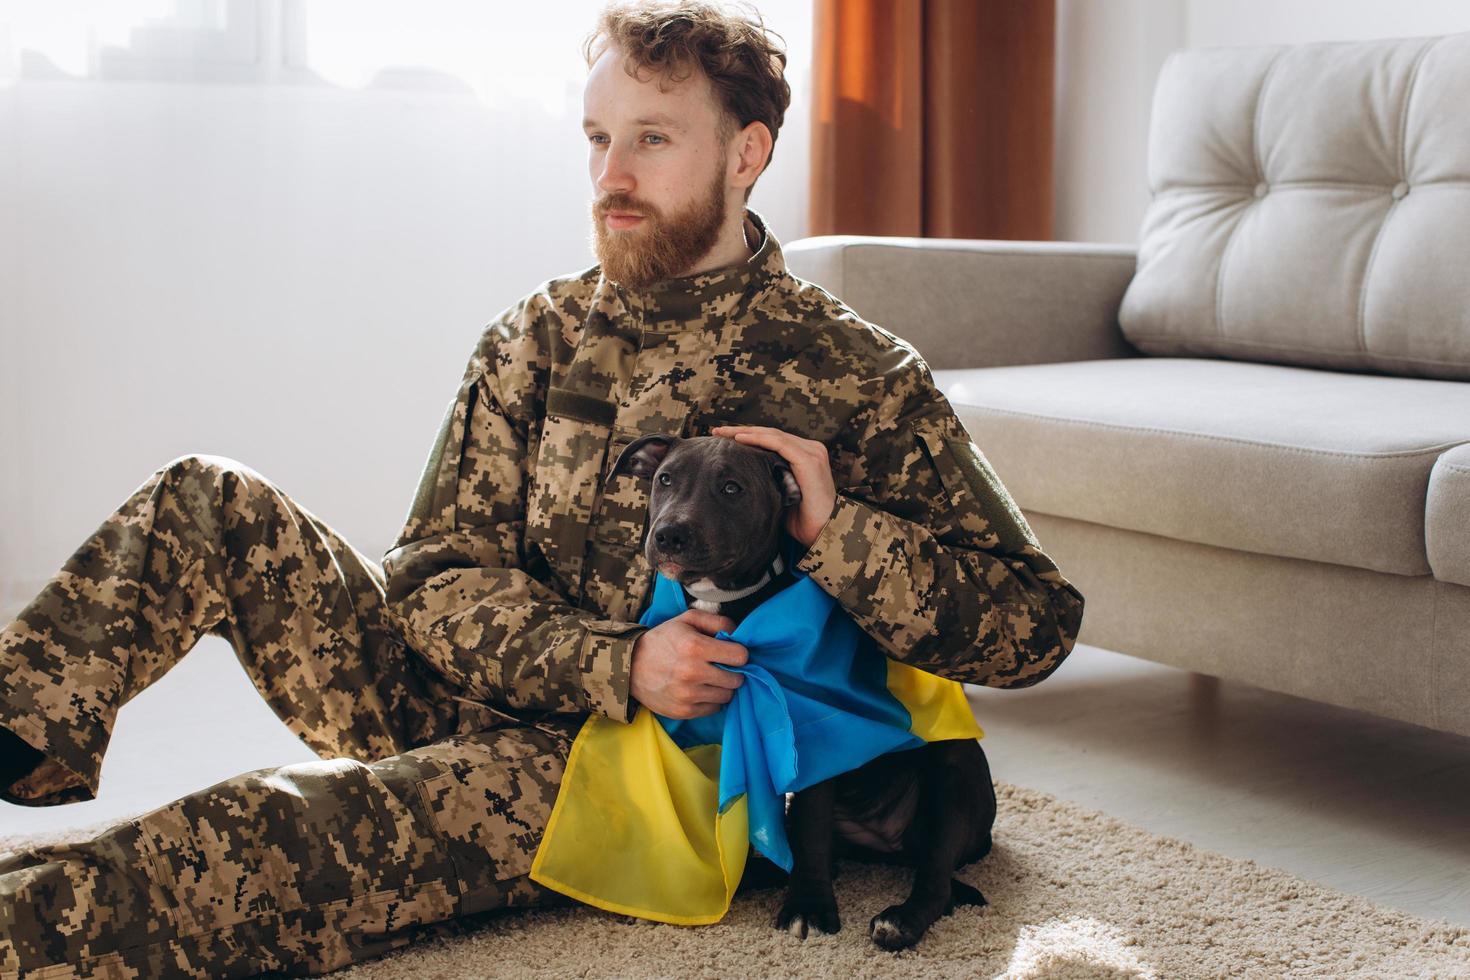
left=641, top=534, right=940, bottom=871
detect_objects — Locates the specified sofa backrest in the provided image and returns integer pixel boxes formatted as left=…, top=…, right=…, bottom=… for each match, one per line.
left=1117, top=31, right=1470, bottom=382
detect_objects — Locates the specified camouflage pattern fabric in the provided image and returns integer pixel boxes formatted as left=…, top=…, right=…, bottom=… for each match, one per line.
left=0, top=455, right=577, bottom=977
left=0, top=206, right=1084, bottom=977
left=384, top=206, right=1085, bottom=721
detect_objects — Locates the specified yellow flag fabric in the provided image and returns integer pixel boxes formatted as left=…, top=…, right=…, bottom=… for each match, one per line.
left=529, top=657, right=981, bottom=926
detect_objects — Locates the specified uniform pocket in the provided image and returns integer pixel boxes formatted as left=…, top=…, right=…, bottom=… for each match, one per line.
left=523, top=388, right=616, bottom=601
left=131, top=758, right=413, bottom=936
left=912, top=423, right=967, bottom=542
left=413, top=726, right=572, bottom=908
left=582, top=423, right=671, bottom=622
left=912, top=420, right=1038, bottom=553
left=591, top=430, right=654, bottom=553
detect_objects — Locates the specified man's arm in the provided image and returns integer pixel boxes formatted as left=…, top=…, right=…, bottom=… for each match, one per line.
left=382, top=297, right=648, bottom=724
left=794, top=349, right=1085, bottom=688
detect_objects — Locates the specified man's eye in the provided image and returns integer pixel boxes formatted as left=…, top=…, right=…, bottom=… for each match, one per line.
left=658, top=473, right=671, bottom=486
left=644, top=134, right=666, bottom=145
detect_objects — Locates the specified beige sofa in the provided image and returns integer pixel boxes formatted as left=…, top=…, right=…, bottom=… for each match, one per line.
left=784, top=30, right=1470, bottom=740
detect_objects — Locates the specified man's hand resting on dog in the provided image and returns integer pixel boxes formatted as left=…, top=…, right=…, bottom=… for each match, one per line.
left=629, top=610, right=748, bottom=719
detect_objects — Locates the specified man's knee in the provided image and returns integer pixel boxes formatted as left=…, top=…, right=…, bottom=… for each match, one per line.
left=158, top=452, right=258, bottom=486
left=148, top=453, right=290, bottom=534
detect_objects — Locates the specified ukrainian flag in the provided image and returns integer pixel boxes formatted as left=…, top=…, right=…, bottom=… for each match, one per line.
left=528, top=534, right=983, bottom=925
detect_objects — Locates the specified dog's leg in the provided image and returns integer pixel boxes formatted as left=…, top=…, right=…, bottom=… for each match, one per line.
left=869, top=739, right=995, bottom=951
left=774, top=776, right=841, bottom=938
left=735, top=848, right=789, bottom=895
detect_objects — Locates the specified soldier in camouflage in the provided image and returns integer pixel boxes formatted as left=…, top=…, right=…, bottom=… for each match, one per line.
left=0, top=3, right=1085, bottom=977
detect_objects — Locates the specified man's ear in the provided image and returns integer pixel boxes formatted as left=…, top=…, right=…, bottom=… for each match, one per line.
left=772, top=458, right=802, bottom=509
left=612, top=434, right=678, bottom=480
left=732, top=119, right=774, bottom=194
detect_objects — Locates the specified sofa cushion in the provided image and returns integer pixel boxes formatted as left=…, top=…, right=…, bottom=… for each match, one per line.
left=1426, top=443, right=1470, bottom=587
left=931, top=357, right=1470, bottom=577
left=1118, top=31, right=1470, bottom=381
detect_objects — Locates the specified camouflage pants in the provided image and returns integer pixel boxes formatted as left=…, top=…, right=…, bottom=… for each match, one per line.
left=0, top=454, right=582, bottom=978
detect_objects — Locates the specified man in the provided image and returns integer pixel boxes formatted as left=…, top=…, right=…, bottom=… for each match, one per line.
left=0, top=2, right=1085, bottom=976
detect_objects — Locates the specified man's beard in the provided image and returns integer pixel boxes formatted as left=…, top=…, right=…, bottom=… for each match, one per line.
left=591, top=160, right=730, bottom=290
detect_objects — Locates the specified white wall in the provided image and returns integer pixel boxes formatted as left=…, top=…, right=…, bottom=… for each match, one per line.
left=1054, top=0, right=1470, bottom=245
left=0, top=1, right=813, bottom=618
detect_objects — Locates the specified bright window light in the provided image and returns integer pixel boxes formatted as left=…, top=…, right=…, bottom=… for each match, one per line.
left=299, top=0, right=601, bottom=113
left=3, top=0, right=180, bottom=79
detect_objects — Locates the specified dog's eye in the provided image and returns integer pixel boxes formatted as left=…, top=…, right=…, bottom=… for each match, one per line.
left=658, top=472, right=671, bottom=486
left=723, top=481, right=740, bottom=495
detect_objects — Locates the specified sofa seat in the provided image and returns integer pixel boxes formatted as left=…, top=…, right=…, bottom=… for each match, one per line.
left=1427, top=443, right=1470, bottom=587
left=930, top=357, right=1470, bottom=578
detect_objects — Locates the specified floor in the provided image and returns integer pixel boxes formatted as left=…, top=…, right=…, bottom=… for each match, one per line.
left=4, top=638, right=1468, bottom=929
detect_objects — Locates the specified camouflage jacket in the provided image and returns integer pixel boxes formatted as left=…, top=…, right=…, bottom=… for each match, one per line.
left=381, top=207, right=1085, bottom=727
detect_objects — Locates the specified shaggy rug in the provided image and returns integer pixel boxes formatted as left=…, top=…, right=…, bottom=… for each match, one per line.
left=4, top=781, right=1467, bottom=978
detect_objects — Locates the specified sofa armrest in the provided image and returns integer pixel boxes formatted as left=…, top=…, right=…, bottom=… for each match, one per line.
left=783, top=236, right=1143, bottom=371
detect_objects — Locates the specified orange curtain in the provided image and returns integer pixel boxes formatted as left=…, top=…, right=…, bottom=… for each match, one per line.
left=809, top=0, right=1055, bottom=240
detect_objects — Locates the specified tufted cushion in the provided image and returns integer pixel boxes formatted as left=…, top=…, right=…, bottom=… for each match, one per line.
left=1118, top=31, right=1470, bottom=381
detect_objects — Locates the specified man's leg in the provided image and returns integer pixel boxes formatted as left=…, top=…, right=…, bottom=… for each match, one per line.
left=0, top=454, right=583, bottom=974
left=0, top=453, right=467, bottom=806
left=0, top=717, right=584, bottom=978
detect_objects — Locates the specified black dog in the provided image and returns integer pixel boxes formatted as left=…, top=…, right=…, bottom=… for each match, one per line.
left=611, top=432, right=997, bottom=950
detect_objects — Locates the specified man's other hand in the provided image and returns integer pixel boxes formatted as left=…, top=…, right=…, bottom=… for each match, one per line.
left=629, top=610, right=747, bottom=720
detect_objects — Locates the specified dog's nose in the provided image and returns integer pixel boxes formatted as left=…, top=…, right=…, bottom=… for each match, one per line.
left=653, top=522, right=692, bottom=555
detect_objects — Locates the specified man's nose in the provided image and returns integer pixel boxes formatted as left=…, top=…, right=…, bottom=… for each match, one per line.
left=595, top=141, right=636, bottom=195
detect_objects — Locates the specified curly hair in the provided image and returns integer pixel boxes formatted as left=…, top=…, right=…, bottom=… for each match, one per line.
left=582, top=1, right=791, bottom=202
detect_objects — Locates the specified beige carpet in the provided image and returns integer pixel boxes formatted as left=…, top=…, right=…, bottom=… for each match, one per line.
left=4, top=781, right=1468, bottom=979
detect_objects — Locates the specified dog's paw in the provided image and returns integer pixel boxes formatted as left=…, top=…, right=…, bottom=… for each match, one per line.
left=774, top=888, right=841, bottom=939
left=868, top=902, right=935, bottom=951
left=946, top=877, right=988, bottom=912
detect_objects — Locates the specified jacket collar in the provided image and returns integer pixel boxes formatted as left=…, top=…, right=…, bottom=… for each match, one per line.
left=607, top=207, right=785, bottom=329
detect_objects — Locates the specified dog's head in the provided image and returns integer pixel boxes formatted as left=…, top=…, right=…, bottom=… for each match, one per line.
left=611, top=433, right=801, bottom=591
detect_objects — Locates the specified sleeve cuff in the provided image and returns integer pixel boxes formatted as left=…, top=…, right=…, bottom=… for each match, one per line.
left=794, top=492, right=891, bottom=602
left=578, top=620, right=648, bottom=724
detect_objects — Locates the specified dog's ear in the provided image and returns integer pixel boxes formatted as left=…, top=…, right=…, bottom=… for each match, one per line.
left=612, top=433, right=677, bottom=480
left=771, top=458, right=803, bottom=509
